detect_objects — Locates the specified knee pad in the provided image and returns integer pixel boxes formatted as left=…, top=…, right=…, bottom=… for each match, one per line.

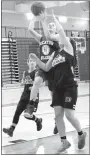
left=33, top=100, right=38, bottom=112
left=30, top=104, right=34, bottom=113
left=26, top=103, right=34, bottom=114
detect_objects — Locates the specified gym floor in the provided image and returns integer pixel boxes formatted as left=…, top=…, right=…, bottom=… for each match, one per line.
left=2, top=82, right=89, bottom=154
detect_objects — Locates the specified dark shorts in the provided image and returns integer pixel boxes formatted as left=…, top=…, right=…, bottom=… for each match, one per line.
left=51, top=86, right=78, bottom=110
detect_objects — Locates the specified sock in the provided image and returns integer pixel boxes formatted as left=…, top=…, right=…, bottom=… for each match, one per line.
left=10, top=125, right=15, bottom=130
left=61, top=136, right=67, bottom=140
left=12, top=123, right=16, bottom=127
left=35, top=116, right=38, bottom=122
left=78, top=131, right=83, bottom=136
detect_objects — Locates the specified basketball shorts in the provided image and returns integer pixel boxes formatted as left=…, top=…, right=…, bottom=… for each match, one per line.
left=51, top=86, right=78, bottom=110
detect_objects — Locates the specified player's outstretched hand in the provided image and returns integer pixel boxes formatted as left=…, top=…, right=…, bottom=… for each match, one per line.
left=34, top=11, right=47, bottom=21
left=29, top=53, right=37, bottom=61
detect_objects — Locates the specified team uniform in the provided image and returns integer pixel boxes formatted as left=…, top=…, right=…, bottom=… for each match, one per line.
left=13, top=70, right=39, bottom=125
left=36, top=36, right=77, bottom=110
left=3, top=69, right=42, bottom=137
left=50, top=38, right=78, bottom=110
left=35, top=36, right=60, bottom=91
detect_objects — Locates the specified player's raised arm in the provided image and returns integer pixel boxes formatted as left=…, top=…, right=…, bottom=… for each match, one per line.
left=28, top=18, right=42, bottom=43
left=39, top=12, right=50, bottom=39
left=29, top=2, right=47, bottom=42
left=51, top=10, right=73, bottom=56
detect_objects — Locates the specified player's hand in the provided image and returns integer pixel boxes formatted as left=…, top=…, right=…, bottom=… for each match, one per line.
left=36, top=11, right=47, bottom=21
left=29, top=53, right=37, bottom=61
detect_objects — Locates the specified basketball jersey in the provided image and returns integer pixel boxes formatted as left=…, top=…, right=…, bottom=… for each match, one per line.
left=21, top=69, right=39, bottom=101
left=52, top=38, right=77, bottom=68
left=39, top=36, right=60, bottom=63
left=50, top=39, right=77, bottom=89
left=23, top=70, right=36, bottom=92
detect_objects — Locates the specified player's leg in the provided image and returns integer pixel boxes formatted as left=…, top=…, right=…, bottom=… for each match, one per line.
left=64, top=86, right=87, bottom=149
left=3, top=98, right=27, bottom=137
left=53, top=118, right=58, bottom=134
left=54, top=106, right=71, bottom=152
left=52, top=90, right=71, bottom=153
left=24, top=114, right=42, bottom=131
left=33, top=93, right=39, bottom=112
left=24, top=96, right=42, bottom=131
left=50, top=91, right=58, bottom=134
left=24, top=69, right=45, bottom=117
left=30, top=76, right=43, bottom=101
left=47, top=78, right=58, bottom=134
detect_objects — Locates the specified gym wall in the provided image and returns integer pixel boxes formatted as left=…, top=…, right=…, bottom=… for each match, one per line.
left=1, top=2, right=89, bottom=85
left=2, top=12, right=89, bottom=31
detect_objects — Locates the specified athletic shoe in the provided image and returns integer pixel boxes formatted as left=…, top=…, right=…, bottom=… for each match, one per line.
left=56, top=140, right=71, bottom=153
left=78, top=132, right=87, bottom=149
left=53, top=125, right=58, bottom=134
left=36, top=118, right=42, bottom=131
left=3, top=126, right=14, bottom=137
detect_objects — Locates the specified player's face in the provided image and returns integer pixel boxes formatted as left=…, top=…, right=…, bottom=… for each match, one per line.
left=27, top=58, right=36, bottom=70
left=48, top=23, right=56, bottom=33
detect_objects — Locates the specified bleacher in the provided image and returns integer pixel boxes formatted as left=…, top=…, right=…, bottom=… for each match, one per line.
left=1, top=37, right=19, bottom=86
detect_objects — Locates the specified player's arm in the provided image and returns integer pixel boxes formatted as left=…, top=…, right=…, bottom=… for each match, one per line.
left=36, top=54, right=54, bottom=71
left=28, top=18, right=42, bottom=43
left=21, top=71, right=26, bottom=85
left=30, top=53, right=54, bottom=72
left=40, top=19, right=50, bottom=39
left=50, top=11, right=73, bottom=56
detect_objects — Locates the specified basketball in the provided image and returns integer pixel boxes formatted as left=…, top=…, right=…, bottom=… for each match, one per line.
left=31, top=2, right=45, bottom=16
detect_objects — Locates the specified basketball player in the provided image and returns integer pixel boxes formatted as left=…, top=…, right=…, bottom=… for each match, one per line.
left=24, top=17, right=59, bottom=118
left=3, top=56, right=42, bottom=137
left=25, top=8, right=86, bottom=153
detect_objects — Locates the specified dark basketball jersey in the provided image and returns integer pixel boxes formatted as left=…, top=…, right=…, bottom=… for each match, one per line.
left=52, top=38, right=77, bottom=68
left=23, top=70, right=36, bottom=92
left=39, top=36, right=77, bottom=89
left=39, top=36, right=60, bottom=63
left=50, top=43, right=77, bottom=89
left=52, top=60, right=77, bottom=90
left=21, top=69, right=39, bottom=103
